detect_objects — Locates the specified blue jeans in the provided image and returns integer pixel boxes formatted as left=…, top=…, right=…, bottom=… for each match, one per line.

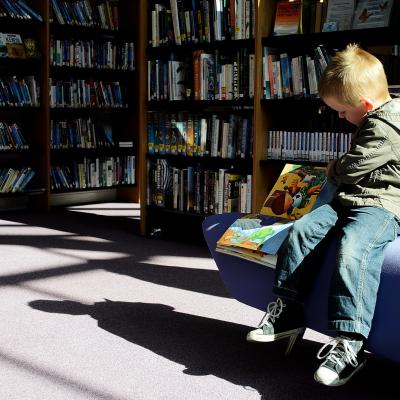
left=273, top=201, right=399, bottom=338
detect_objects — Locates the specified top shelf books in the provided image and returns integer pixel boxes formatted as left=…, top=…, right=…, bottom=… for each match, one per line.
left=272, top=0, right=397, bottom=38
left=149, top=0, right=255, bottom=47
left=50, top=0, right=119, bottom=30
left=327, top=0, right=394, bottom=31
left=0, top=0, right=43, bottom=22
left=273, top=0, right=302, bottom=36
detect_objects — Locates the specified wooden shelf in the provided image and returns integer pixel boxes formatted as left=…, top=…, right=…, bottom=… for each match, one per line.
left=0, top=17, right=43, bottom=32
left=0, top=106, right=41, bottom=111
left=49, top=22, right=119, bottom=38
left=146, top=152, right=252, bottom=168
left=147, top=100, right=254, bottom=111
left=51, top=184, right=136, bottom=194
left=147, top=38, right=254, bottom=55
left=51, top=147, right=135, bottom=157
left=261, top=97, right=322, bottom=104
left=50, top=65, right=135, bottom=77
left=0, top=190, right=44, bottom=197
left=260, top=159, right=327, bottom=167
left=0, top=149, right=31, bottom=155
left=0, top=57, right=42, bottom=67
left=262, top=27, right=400, bottom=49
left=50, top=107, right=130, bottom=114
left=147, top=205, right=207, bottom=219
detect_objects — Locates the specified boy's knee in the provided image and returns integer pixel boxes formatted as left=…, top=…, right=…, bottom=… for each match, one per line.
left=290, top=217, right=327, bottom=239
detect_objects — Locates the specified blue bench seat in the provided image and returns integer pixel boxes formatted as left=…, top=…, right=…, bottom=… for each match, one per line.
left=203, top=212, right=400, bottom=364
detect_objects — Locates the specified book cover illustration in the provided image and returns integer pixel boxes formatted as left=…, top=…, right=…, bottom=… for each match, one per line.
left=273, top=0, right=302, bottom=36
left=217, top=215, right=294, bottom=253
left=216, top=163, right=336, bottom=267
left=323, top=0, right=355, bottom=31
left=23, top=38, right=41, bottom=59
left=260, top=164, right=332, bottom=220
left=4, top=33, right=26, bottom=59
left=352, top=0, right=394, bottom=29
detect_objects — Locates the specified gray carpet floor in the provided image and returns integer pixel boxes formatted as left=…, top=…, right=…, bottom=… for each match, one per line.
left=0, top=203, right=398, bottom=400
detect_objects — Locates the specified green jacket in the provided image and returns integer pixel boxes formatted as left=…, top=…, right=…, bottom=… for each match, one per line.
left=329, top=98, right=400, bottom=217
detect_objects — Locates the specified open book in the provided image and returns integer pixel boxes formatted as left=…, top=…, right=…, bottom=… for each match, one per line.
left=216, top=164, right=337, bottom=268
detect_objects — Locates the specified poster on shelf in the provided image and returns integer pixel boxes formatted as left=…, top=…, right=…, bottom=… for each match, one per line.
left=323, top=0, right=356, bottom=31
left=352, top=0, right=394, bottom=29
left=273, top=0, right=302, bottom=36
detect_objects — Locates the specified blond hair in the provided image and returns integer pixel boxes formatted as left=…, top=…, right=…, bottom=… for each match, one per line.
left=318, top=43, right=389, bottom=106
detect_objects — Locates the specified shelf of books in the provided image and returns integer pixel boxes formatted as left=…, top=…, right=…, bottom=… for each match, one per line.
left=48, top=0, right=138, bottom=206
left=0, top=0, right=142, bottom=211
left=251, top=0, right=400, bottom=213
left=143, top=0, right=256, bottom=237
left=0, top=0, right=47, bottom=207
left=216, top=0, right=400, bottom=261
left=3, top=0, right=399, bottom=229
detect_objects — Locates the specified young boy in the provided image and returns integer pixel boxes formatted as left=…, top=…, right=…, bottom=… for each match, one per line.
left=247, top=44, right=400, bottom=386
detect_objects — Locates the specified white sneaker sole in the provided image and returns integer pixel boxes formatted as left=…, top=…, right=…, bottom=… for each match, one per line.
left=246, top=327, right=305, bottom=343
left=314, top=360, right=367, bottom=387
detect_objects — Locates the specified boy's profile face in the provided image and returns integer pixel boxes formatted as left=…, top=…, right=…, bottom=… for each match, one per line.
left=322, top=96, right=368, bottom=127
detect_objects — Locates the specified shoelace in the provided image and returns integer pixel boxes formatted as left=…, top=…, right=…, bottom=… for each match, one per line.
left=257, top=298, right=286, bottom=327
left=316, top=337, right=359, bottom=369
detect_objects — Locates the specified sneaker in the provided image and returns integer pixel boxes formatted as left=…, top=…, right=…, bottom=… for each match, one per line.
left=314, top=335, right=366, bottom=387
left=246, top=298, right=305, bottom=354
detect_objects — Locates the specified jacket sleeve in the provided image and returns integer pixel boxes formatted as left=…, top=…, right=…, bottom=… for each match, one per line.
left=328, top=120, right=394, bottom=186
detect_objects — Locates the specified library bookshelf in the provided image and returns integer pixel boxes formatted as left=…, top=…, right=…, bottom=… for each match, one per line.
left=0, top=0, right=141, bottom=211
left=2, top=1, right=400, bottom=238
left=141, top=0, right=257, bottom=238
left=254, top=0, right=400, bottom=213
left=0, top=1, right=49, bottom=209
left=139, top=0, right=400, bottom=239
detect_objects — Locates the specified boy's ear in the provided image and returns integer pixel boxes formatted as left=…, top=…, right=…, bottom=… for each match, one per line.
left=361, top=98, right=374, bottom=111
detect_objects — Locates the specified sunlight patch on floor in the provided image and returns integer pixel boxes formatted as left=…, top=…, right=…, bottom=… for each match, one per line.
left=0, top=219, right=26, bottom=226
left=140, top=255, right=215, bottom=269
left=0, top=245, right=84, bottom=275
left=67, top=203, right=140, bottom=219
left=304, top=329, right=331, bottom=344
left=64, top=235, right=112, bottom=243
left=0, top=226, right=75, bottom=236
left=49, top=248, right=130, bottom=261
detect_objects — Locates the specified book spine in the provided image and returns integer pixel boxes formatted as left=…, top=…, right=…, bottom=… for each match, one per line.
left=170, top=0, right=182, bottom=45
